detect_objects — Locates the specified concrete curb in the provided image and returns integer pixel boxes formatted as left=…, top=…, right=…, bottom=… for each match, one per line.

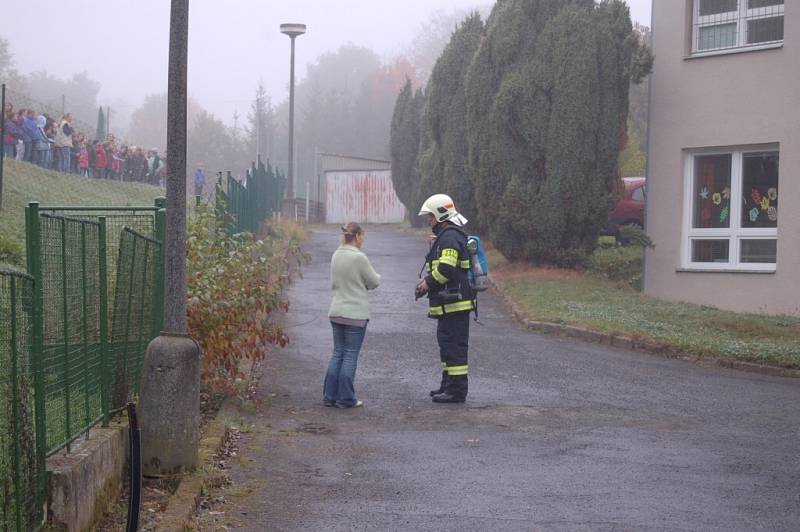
left=155, top=402, right=234, bottom=531
left=490, top=277, right=800, bottom=380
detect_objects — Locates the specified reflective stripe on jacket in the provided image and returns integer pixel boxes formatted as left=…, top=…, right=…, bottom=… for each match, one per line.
left=424, top=225, right=475, bottom=318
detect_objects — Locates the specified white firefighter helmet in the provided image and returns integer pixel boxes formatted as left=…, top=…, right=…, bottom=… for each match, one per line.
left=418, top=194, right=468, bottom=226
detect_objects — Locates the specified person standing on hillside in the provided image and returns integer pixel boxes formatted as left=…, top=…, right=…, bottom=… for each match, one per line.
left=415, top=194, right=474, bottom=404
left=194, top=164, right=206, bottom=198
left=94, top=141, right=108, bottom=178
left=21, top=110, right=38, bottom=163
left=54, top=114, right=73, bottom=173
left=78, top=139, right=90, bottom=177
left=3, top=107, right=22, bottom=159
left=323, top=223, right=381, bottom=409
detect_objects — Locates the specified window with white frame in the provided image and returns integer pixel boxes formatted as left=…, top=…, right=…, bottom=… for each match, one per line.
left=693, top=0, right=784, bottom=54
left=683, top=147, right=779, bottom=271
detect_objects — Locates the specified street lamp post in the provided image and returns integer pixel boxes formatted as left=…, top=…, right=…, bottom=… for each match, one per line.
left=280, top=23, right=306, bottom=202
left=140, top=0, right=200, bottom=477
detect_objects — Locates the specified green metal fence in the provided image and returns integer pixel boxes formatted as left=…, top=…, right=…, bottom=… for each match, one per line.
left=219, top=158, right=286, bottom=234
left=109, top=228, right=162, bottom=412
left=25, top=201, right=165, bottom=456
left=37, top=200, right=166, bottom=321
left=27, top=209, right=108, bottom=456
left=0, top=270, right=44, bottom=532
left=0, top=200, right=166, bottom=531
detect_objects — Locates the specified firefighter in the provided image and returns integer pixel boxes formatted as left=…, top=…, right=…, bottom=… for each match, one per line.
left=415, top=194, right=474, bottom=404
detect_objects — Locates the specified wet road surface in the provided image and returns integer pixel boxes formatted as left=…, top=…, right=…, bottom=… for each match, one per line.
left=227, top=226, right=800, bottom=532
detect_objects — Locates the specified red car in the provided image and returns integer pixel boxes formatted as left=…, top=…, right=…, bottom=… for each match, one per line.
left=605, top=177, right=646, bottom=236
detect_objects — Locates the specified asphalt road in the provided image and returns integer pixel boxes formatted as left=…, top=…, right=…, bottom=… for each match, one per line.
left=226, top=226, right=800, bottom=532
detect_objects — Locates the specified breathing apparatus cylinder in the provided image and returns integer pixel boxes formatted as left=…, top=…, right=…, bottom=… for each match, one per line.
left=466, top=237, right=488, bottom=292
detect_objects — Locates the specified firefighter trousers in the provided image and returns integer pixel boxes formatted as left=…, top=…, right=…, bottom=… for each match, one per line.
left=436, top=312, right=470, bottom=398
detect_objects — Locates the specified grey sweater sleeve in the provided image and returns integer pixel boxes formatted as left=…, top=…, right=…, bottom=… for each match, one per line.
left=360, top=254, right=381, bottom=290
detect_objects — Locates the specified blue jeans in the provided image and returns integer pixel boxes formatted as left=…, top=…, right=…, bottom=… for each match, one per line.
left=59, top=147, right=71, bottom=173
left=323, top=322, right=367, bottom=406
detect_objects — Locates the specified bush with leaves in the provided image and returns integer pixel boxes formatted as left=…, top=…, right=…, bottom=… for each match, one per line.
left=590, top=227, right=654, bottom=288
left=187, top=202, right=307, bottom=394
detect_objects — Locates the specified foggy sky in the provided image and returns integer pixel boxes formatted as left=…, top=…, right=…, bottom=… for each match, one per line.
left=1, top=0, right=652, bottom=127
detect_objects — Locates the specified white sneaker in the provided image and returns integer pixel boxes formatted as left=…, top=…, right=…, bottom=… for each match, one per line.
left=336, top=400, right=363, bottom=408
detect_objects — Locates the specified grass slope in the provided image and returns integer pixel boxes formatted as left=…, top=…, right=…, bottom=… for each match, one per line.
left=0, top=159, right=163, bottom=247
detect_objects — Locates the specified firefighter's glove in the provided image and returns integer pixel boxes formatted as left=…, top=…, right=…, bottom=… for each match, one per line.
left=415, top=278, right=429, bottom=300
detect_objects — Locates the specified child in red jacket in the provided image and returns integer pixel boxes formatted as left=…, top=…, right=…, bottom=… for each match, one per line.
left=94, top=142, right=108, bottom=179
left=79, top=141, right=90, bottom=177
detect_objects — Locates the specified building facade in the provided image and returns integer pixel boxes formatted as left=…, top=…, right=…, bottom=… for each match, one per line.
left=645, top=0, right=798, bottom=315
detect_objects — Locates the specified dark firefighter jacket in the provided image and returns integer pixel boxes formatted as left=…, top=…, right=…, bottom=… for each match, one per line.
left=424, top=225, right=475, bottom=318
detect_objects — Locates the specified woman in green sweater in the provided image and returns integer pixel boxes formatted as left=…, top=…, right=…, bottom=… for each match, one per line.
left=323, top=222, right=381, bottom=408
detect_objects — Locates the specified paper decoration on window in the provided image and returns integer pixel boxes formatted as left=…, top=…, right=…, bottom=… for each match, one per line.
left=712, top=193, right=722, bottom=205
left=768, top=188, right=778, bottom=201
left=699, top=187, right=709, bottom=200
left=722, top=187, right=731, bottom=200
left=720, top=205, right=729, bottom=223
left=749, top=207, right=760, bottom=222
left=760, top=197, right=770, bottom=211
left=751, top=189, right=762, bottom=204
left=768, top=206, right=777, bottom=222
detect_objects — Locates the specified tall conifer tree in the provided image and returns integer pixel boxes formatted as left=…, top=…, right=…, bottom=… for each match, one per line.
left=467, top=0, right=650, bottom=264
left=419, top=13, right=484, bottom=225
left=389, top=80, right=424, bottom=216
left=95, top=106, right=106, bottom=141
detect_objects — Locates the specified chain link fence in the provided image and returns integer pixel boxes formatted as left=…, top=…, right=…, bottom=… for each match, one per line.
left=0, top=270, right=44, bottom=532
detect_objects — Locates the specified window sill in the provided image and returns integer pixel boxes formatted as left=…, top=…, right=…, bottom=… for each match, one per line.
left=676, top=268, right=776, bottom=274
left=686, top=42, right=783, bottom=60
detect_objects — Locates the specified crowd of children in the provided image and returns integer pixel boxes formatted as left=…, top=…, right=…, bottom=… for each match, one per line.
left=2, top=102, right=165, bottom=184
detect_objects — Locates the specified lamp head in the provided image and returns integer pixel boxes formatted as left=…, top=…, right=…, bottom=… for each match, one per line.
left=280, top=23, right=307, bottom=38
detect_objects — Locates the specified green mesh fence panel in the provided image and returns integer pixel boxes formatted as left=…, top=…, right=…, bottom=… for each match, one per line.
left=109, top=228, right=161, bottom=412
left=0, top=270, right=44, bottom=531
left=224, top=157, right=286, bottom=234
left=40, top=208, right=157, bottom=316
left=37, top=214, right=104, bottom=455
left=227, top=172, right=247, bottom=233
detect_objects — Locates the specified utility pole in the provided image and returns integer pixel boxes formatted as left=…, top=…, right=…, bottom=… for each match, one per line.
left=313, top=146, right=318, bottom=203
left=140, top=0, right=200, bottom=477
left=0, top=84, right=5, bottom=211
left=305, top=181, right=310, bottom=223
left=256, top=103, right=261, bottom=163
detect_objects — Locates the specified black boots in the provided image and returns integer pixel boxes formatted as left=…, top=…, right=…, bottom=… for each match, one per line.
left=430, top=370, right=447, bottom=396
left=430, top=372, right=467, bottom=403
left=432, top=393, right=465, bottom=404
